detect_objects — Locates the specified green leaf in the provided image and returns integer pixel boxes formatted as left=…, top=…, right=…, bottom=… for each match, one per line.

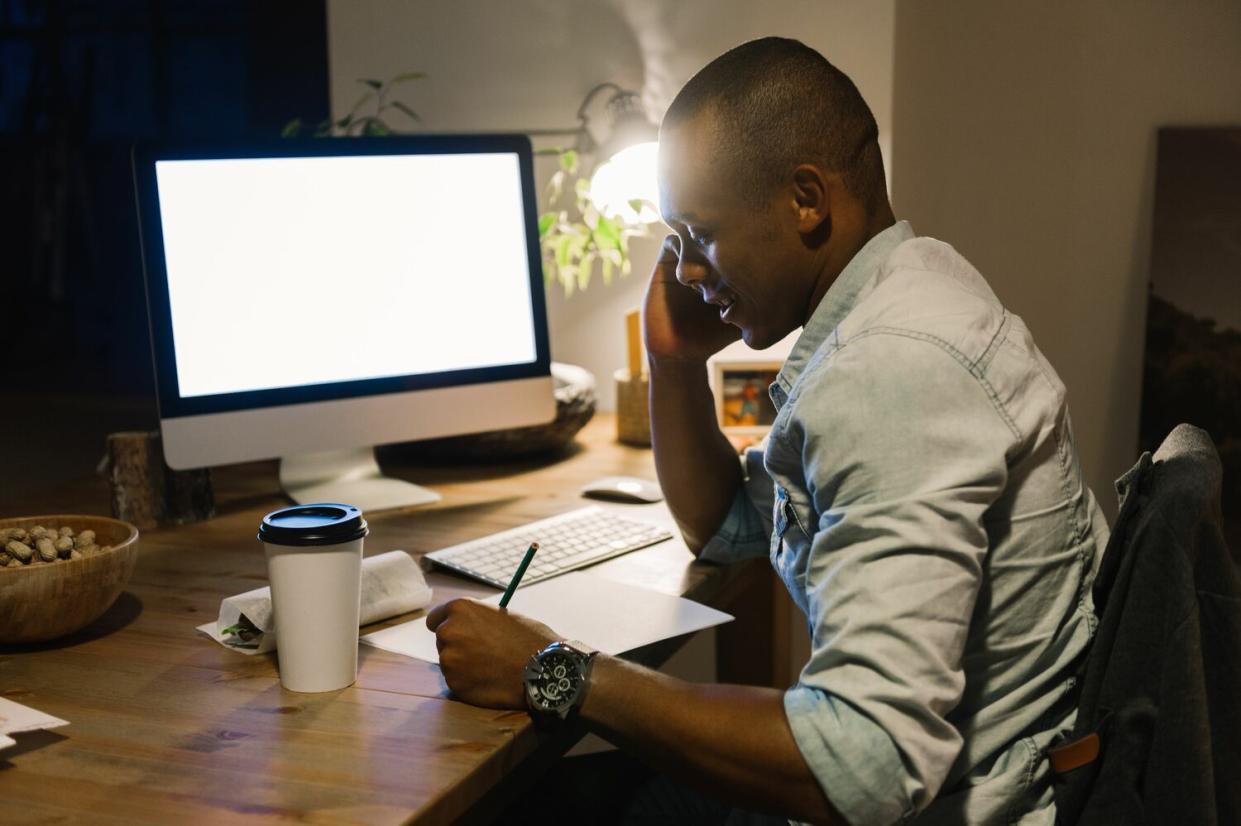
left=387, top=99, right=421, bottom=123
left=628, top=198, right=659, bottom=221
left=220, top=615, right=261, bottom=645
left=601, top=254, right=614, bottom=286
left=538, top=213, right=555, bottom=239
left=390, top=71, right=426, bottom=85
left=361, top=118, right=390, bottom=136
left=594, top=214, right=621, bottom=249
left=546, top=170, right=565, bottom=206
left=358, top=78, right=383, bottom=90
left=573, top=176, right=591, bottom=198
left=555, top=234, right=574, bottom=268
left=281, top=118, right=303, bottom=138
left=560, top=149, right=579, bottom=174
left=578, top=252, right=595, bottom=290
left=347, top=91, right=376, bottom=117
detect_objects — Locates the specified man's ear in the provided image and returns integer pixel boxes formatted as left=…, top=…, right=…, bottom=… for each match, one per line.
left=791, top=164, right=833, bottom=243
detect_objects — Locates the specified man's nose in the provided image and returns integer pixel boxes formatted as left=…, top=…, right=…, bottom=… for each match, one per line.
left=675, top=251, right=709, bottom=288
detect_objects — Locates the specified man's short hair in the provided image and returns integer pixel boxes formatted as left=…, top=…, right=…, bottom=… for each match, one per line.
left=664, top=37, right=886, bottom=209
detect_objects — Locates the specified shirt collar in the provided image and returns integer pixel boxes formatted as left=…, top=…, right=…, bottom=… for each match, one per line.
left=771, top=220, right=915, bottom=405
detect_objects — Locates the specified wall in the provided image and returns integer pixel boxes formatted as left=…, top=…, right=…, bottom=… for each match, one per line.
left=327, top=0, right=895, bottom=410
left=891, top=1, right=1241, bottom=517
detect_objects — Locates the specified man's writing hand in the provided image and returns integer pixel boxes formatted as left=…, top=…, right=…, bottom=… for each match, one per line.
left=642, top=235, right=740, bottom=362
left=425, top=599, right=557, bottom=709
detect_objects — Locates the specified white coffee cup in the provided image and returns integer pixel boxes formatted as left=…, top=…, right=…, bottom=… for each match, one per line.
left=258, top=503, right=369, bottom=693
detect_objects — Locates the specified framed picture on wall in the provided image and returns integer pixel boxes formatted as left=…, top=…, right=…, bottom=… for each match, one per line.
left=1139, top=126, right=1241, bottom=546
left=711, top=360, right=781, bottom=437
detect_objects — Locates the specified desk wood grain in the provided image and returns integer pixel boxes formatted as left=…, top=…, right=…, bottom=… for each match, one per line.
left=0, top=415, right=767, bottom=825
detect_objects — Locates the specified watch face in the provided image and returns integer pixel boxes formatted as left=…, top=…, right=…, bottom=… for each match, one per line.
left=526, top=649, right=583, bottom=713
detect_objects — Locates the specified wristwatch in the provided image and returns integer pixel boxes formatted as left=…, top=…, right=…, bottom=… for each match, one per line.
left=523, top=640, right=596, bottom=721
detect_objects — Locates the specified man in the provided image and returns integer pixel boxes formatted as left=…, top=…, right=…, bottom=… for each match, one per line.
left=428, top=37, right=1109, bottom=824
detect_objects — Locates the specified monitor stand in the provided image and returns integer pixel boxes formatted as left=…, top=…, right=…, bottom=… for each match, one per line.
left=279, top=447, right=441, bottom=512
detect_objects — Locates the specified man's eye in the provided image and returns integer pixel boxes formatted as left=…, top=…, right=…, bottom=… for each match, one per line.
left=689, top=229, right=713, bottom=246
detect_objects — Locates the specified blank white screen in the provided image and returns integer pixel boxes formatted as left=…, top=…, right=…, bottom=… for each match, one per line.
left=154, top=153, right=537, bottom=399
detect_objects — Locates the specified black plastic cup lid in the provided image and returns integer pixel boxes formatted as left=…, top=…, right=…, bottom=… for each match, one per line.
left=258, top=503, right=368, bottom=547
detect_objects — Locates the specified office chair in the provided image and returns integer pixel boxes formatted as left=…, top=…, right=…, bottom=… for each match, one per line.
left=1048, top=424, right=1241, bottom=825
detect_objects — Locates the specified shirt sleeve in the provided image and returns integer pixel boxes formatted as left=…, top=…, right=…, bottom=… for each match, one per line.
left=781, top=332, right=1015, bottom=825
left=699, top=444, right=775, bottom=564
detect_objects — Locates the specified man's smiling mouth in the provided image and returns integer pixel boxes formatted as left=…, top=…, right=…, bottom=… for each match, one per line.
left=705, top=292, right=736, bottom=322
left=697, top=284, right=738, bottom=323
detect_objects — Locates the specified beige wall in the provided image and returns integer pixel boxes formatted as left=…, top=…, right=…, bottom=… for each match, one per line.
left=327, top=0, right=895, bottom=410
left=891, top=1, right=1241, bottom=518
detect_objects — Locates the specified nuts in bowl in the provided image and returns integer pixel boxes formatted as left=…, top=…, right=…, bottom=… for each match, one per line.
left=0, top=515, right=140, bottom=644
left=4, top=524, right=108, bottom=566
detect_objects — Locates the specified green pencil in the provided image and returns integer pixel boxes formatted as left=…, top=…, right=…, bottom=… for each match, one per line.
left=499, top=542, right=539, bottom=608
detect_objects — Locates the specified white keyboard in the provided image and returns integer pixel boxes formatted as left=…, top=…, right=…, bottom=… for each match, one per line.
left=425, top=506, right=674, bottom=589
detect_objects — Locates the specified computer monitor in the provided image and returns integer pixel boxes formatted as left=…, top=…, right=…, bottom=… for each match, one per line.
left=132, top=135, right=556, bottom=511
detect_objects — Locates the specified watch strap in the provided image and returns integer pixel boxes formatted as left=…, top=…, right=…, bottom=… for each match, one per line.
left=564, top=639, right=598, bottom=658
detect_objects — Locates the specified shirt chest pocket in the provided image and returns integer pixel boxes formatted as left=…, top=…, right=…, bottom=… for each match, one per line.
left=770, top=484, right=813, bottom=595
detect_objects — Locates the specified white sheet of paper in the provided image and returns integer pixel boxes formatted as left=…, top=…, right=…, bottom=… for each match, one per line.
left=0, top=697, right=69, bottom=751
left=196, top=550, right=433, bottom=655
left=361, top=571, right=734, bottom=664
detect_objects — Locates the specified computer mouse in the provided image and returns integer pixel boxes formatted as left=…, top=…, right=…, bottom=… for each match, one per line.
left=581, top=476, right=664, bottom=504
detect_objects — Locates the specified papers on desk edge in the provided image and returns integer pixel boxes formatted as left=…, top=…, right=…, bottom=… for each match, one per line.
left=0, top=697, right=69, bottom=752
left=361, top=571, right=734, bottom=665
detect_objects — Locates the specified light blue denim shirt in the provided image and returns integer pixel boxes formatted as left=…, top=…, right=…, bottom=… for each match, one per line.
left=701, top=221, right=1109, bottom=825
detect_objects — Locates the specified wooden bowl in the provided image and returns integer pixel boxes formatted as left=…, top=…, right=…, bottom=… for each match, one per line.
left=393, top=362, right=597, bottom=460
left=0, top=515, right=140, bottom=644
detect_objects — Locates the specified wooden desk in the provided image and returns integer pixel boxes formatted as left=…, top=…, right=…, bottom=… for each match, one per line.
left=0, top=415, right=775, bottom=825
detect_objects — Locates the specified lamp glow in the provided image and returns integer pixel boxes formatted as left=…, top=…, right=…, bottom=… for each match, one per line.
left=588, top=141, right=661, bottom=224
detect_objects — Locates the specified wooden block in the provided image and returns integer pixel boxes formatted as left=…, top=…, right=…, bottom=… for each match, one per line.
left=105, top=431, right=214, bottom=529
left=106, top=431, right=164, bottom=529
left=626, top=309, right=642, bottom=379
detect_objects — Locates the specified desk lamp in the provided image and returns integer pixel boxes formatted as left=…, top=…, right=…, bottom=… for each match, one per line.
left=531, top=82, right=662, bottom=225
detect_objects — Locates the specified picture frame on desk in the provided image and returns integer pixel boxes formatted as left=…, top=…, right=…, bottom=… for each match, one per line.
left=711, top=359, right=781, bottom=438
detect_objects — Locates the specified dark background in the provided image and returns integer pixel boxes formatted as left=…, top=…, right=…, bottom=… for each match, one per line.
left=1, top=0, right=329, bottom=499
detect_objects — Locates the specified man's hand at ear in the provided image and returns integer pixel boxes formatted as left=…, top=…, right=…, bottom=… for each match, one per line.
left=642, top=235, right=747, bottom=553
left=642, top=234, right=740, bottom=362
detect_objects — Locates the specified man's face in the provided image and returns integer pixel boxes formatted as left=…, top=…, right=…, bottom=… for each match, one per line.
left=657, top=113, right=817, bottom=350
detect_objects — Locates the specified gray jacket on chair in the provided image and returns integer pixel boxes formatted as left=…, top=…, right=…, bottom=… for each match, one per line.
left=1052, top=424, right=1241, bottom=825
